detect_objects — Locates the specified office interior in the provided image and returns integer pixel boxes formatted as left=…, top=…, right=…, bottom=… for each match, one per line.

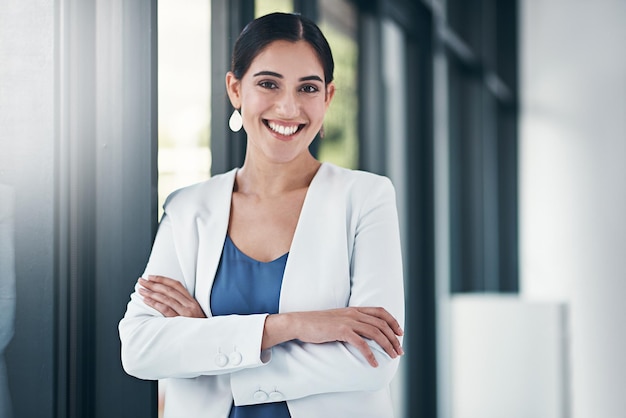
left=1, top=0, right=625, bottom=417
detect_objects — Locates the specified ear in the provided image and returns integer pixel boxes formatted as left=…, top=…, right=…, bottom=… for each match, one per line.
left=225, top=71, right=242, bottom=109
left=324, top=82, right=336, bottom=110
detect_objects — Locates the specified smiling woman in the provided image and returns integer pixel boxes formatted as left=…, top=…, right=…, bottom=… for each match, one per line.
left=225, top=39, right=334, bottom=168
left=120, top=12, right=405, bottom=418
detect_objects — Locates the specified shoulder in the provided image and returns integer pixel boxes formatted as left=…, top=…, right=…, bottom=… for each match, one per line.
left=162, top=168, right=237, bottom=216
left=318, top=163, right=396, bottom=199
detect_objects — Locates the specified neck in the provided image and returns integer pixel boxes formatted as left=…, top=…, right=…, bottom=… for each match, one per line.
left=235, top=153, right=321, bottom=197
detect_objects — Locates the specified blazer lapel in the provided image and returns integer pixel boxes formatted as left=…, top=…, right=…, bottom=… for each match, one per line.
left=280, top=163, right=352, bottom=313
left=194, top=169, right=237, bottom=317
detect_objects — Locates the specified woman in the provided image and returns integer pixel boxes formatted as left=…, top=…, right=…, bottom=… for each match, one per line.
left=119, top=12, right=405, bottom=418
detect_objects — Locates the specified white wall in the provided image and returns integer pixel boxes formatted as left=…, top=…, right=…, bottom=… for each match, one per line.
left=450, top=295, right=568, bottom=418
left=520, top=1, right=626, bottom=417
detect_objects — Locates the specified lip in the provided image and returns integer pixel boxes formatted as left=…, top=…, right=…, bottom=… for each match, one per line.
left=263, top=119, right=305, bottom=140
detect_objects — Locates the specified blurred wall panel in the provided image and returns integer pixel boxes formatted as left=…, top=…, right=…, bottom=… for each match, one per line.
left=520, top=1, right=626, bottom=417
left=451, top=295, right=568, bottom=418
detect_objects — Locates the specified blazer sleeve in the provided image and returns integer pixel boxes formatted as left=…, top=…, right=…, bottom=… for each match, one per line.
left=119, top=212, right=270, bottom=380
left=230, top=176, right=405, bottom=405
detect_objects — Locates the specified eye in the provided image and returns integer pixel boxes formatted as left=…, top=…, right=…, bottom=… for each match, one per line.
left=258, top=80, right=278, bottom=89
left=300, top=84, right=320, bottom=93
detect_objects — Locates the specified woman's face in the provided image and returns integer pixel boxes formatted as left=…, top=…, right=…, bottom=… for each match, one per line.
left=226, top=40, right=335, bottom=165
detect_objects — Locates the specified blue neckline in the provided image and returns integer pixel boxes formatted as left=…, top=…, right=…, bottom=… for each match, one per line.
left=225, top=235, right=288, bottom=264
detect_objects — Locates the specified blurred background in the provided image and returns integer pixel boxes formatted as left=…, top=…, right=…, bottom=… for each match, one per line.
left=1, top=0, right=624, bottom=417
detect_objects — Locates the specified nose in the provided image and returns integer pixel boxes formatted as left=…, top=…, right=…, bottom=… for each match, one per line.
left=275, top=90, right=299, bottom=119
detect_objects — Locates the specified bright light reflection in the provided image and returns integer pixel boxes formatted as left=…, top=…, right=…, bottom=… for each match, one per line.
left=158, top=0, right=211, bottom=220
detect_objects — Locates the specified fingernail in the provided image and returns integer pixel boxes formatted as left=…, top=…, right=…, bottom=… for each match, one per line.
left=398, top=346, right=405, bottom=355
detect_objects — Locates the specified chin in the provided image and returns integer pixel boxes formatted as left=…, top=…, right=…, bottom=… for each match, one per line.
left=265, top=147, right=312, bottom=165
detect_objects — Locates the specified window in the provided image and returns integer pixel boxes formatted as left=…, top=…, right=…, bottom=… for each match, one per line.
left=445, top=0, right=519, bottom=292
left=318, top=0, right=359, bottom=169
left=256, top=0, right=293, bottom=16
left=158, top=0, right=212, bottom=218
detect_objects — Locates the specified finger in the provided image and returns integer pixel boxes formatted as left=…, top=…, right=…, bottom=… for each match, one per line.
left=356, top=307, right=402, bottom=333
left=138, top=286, right=185, bottom=315
left=338, top=311, right=399, bottom=361
left=141, top=294, right=178, bottom=317
left=358, top=307, right=403, bottom=336
left=353, top=322, right=399, bottom=359
left=139, top=277, right=206, bottom=318
left=140, top=277, right=193, bottom=308
left=355, top=313, right=403, bottom=356
left=345, top=332, right=378, bottom=367
left=345, top=308, right=400, bottom=352
left=148, top=275, right=187, bottom=290
left=142, top=276, right=188, bottom=294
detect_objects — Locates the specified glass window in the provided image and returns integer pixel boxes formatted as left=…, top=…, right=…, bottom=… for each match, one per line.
left=255, top=0, right=293, bottom=16
left=318, top=0, right=359, bottom=169
left=445, top=1, right=518, bottom=293
left=158, top=0, right=211, bottom=219
left=446, top=0, right=482, bottom=54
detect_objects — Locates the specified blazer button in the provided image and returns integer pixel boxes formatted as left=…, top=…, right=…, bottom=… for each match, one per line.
left=269, top=391, right=284, bottom=401
left=229, top=351, right=243, bottom=366
left=253, top=390, right=268, bottom=402
left=215, top=353, right=228, bottom=367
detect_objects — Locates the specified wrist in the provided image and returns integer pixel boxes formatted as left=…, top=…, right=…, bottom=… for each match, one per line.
left=262, top=313, right=294, bottom=350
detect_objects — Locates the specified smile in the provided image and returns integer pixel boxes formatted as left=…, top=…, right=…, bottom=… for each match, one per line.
left=265, top=120, right=304, bottom=137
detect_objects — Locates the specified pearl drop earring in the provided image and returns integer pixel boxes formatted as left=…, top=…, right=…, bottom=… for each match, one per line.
left=229, top=109, right=243, bottom=132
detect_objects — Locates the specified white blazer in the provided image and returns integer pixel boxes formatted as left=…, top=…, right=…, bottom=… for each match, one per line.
left=119, top=163, right=405, bottom=418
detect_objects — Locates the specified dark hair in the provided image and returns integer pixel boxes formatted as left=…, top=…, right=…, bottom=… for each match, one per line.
left=231, top=12, right=334, bottom=85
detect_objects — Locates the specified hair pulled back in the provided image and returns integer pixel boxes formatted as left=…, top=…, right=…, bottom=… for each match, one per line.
left=231, top=12, right=334, bottom=85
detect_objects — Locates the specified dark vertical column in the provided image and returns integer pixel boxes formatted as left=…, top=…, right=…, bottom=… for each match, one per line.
left=496, top=0, right=519, bottom=292
left=293, top=0, right=319, bottom=21
left=211, top=0, right=255, bottom=175
left=404, top=8, right=438, bottom=418
left=357, top=7, right=386, bottom=175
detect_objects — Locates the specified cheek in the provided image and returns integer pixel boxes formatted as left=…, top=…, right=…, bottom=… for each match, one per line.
left=310, top=101, right=329, bottom=121
left=241, top=94, right=271, bottom=116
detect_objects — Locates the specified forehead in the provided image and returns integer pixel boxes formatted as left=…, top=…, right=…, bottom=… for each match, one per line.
left=248, top=40, right=324, bottom=79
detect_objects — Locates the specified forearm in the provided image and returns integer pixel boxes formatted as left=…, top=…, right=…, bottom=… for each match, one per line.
left=261, top=313, right=296, bottom=351
left=120, top=301, right=269, bottom=379
left=261, top=307, right=403, bottom=368
left=231, top=337, right=402, bottom=406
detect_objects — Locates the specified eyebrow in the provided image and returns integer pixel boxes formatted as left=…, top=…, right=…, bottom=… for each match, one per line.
left=253, top=71, right=323, bottom=83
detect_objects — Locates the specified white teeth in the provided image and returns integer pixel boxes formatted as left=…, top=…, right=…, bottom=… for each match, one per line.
left=268, top=121, right=299, bottom=136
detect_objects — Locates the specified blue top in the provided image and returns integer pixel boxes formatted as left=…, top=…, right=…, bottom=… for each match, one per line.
left=210, top=235, right=292, bottom=418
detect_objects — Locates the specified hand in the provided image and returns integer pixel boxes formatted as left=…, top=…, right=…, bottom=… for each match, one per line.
left=265, top=307, right=404, bottom=367
left=138, top=275, right=206, bottom=318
